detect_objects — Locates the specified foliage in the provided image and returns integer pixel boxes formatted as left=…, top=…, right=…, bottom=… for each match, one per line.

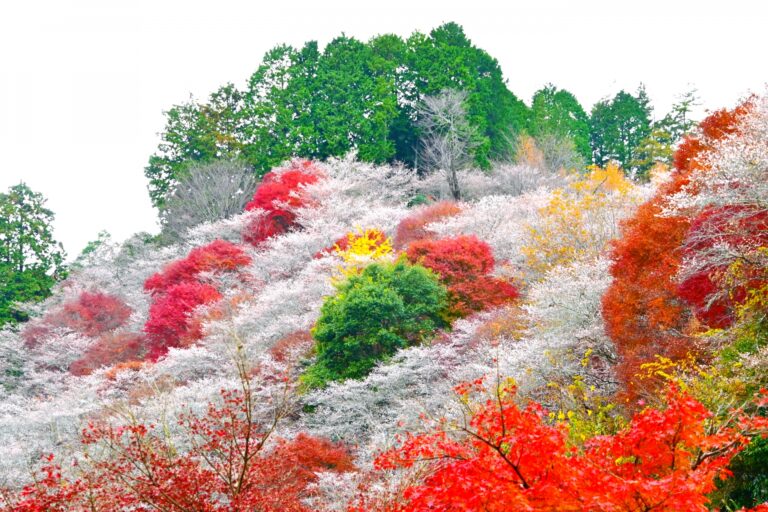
left=0, top=183, right=67, bottom=327
left=1, top=386, right=353, bottom=512
left=144, top=239, right=251, bottom=294
left=370, top=378, right=768, bottom=512
left=320, top=227, right=393, bottom=277
left=143, top=239, right=251, bottom=359
left=69, top=332, right=147, bottom=376
left=589, top=88, right=652, bottom=174
left=393, top=201, right=461, bottom=250
left=529, top=84, right=591, bottom=162
left=304, top=259, right=448, bottom=388
left=602, top=103, right=749, bottom=398
left=522, top=163, right=636, bottom=276
left=405, top=235, right=518, bottom=318
left=144, top=281, right=222, bottom=360
left=242, top=160, right=322, bottom=246
left=144, top=23, right=529, bottom=209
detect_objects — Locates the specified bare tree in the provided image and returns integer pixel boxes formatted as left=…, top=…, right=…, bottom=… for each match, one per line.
left=416, top=89, right=478, bottom=200
left=161, top=160, right=257, bottom=241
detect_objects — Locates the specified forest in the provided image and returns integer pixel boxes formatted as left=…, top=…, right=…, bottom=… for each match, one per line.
left=1, top=22, right=767, bottom=512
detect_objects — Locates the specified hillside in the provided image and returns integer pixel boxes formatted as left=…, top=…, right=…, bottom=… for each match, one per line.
left=1, top=41, right=767, bottom=512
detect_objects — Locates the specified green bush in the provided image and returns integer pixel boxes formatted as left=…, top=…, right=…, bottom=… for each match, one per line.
left=303, top=259, right=448, bottom=388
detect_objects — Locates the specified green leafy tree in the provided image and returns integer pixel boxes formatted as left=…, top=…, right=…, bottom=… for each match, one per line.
left=304, top=259, right=448, bottom=388
left=589, top=88, right=652, bottom=174
left=406, top=23, right=529, bottom=168
left=145, top=84, right=245, bottom=210
left=530, top=84, right=591, bottom=162
left=0, top=183, right=66, bottom=326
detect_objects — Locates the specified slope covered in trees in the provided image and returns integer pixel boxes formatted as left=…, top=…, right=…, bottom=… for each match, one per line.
left=2, top=22, right=768, bottom=512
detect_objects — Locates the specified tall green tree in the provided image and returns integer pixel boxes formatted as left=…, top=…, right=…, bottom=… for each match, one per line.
left=406, top=23, right=529, bottom=168
left=589, top=88, right=652, bottom=173
left=0, top=183, right=66, bottom=327
left=145, top=84, right=245, bottom=211
left=529, top=84, right=591, bottom=162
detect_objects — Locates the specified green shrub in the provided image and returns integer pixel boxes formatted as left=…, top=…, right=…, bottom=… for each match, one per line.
left=303, top=259, right=448, bottom=388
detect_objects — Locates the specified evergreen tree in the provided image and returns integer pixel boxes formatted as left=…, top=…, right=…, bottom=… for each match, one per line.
left=530, top=84, right=591, bottom=162
left=0, top=183, right=66, bottom=326
left=589, top=88, right=652, bottom=174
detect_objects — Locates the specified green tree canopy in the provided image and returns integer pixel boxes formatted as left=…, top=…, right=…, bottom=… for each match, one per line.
left=530, top=84, right=591, bottom=162
left=0, top=183, right=66, bottom=327
left=589, top=88, right=652, bottom=174
left=303, top=259, right=448, bottom=388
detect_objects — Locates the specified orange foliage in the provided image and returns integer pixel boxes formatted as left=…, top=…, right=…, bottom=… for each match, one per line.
left=602, top=103, right=751, bottom=399
left=393, top=201, right=461, bottom=250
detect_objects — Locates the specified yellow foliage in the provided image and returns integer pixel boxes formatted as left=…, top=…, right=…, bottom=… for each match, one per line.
left=522, top=163, right=636, bottom=276
left=333, top=227, right=393, bottom=279
left=515, top=134, right=545, bottom=169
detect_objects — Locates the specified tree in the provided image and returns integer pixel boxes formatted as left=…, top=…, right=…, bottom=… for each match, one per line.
left=602, top=103, right=751, bottom=398
left=405, top=235, right=518, bottom=318
left=416, top=89, right=479, bottom=200
left=589, top=89, right=652, bottom=173
left=145, top=84, right=246, bottom=211
left=160, top=160, right=258, bottom=241
left=369, top=379, right=768, bottom=512
left=304, top=259, right=448, bottom=388
left=0, top=183, right=66, bottom=327
left=530, top=84, right=591, bottom=162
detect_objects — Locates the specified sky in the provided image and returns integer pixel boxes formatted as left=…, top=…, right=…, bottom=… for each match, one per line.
left=0, top=0, right=766, bottom=259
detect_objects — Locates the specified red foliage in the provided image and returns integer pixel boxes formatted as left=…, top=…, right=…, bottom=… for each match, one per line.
left=242, top=160, right=322, bottom=246
left=145, top=239, right=251, bottom=294
left=22, top=291, right=132, bottom=347
left=677, top=206, right=768, bottom=328
left=268, top=330, right=314, bottom=365
left=144, top=282, right=222, bottom=361
left=142, top=240, right=250, bottom=361
left=69, top=332, right=148, bottom=376
left=366, top=381, right=768, bottom=512
left=3, top=389, right=354, bottom=512
left=602, top=104, right=750, bottom=398
left=405, top=235, right=518, bottom=318
left=394, top=201, right=461, bottom=250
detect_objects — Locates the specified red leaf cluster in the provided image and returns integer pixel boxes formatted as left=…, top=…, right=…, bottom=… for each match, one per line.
left=405, top=235, right=518, bottom=318
left=144, top=282, right=222, bottom=360
left=143, top=239, right=250, bottom=360
left=242, top=160, right=322, bottom=246
left=369, top=381, right=768, bottom=512
left=393, top=201, right=461, bottom=250
left=678, top=206, right=768, bottom=328
left=22, top=292, right=132, bottom=347
left=602, top=104, right=750, bottom=398
left=3, top=389, right=354, bottom=512
left=144, top=239, right=252, bottom=294
left=69, top=332, right=147, bottom=376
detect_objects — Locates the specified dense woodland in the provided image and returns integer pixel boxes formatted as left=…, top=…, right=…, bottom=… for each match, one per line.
left=1, top=22, right=767, bottom=512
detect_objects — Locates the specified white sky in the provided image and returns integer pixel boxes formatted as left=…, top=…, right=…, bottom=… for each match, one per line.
left=1, top=0, right=766, bottom=259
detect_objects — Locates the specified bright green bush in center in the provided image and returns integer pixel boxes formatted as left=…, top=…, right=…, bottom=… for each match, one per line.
left=303, top=259, right=448, bottom=388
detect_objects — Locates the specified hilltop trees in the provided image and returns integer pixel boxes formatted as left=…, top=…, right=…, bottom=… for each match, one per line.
left=144, top=23, right=529, bottom=210
left=0, top=183, right=66, bottom=327
left=530, top=84, right=591, bottom=162
left=589, top=88, right=652, bottom=174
